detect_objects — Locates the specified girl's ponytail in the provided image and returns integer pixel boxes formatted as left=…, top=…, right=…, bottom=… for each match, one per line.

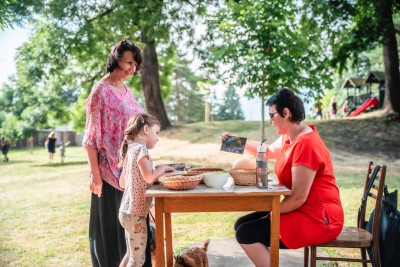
left=118, top=139, right=128, bottom=168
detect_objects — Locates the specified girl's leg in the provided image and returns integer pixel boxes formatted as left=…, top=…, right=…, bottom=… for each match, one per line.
left=119, top=229, right=130, bottom=267
left=120, top=214, right=147, bottom=267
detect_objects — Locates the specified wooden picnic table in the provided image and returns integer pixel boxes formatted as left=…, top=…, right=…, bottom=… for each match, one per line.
left=145, top=183, right=291, bottom=267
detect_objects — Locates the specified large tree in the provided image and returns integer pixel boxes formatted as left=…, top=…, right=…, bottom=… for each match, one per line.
left=302, top=0, right=400, bottom=113
left=1, top=0, right=214, bottom=130
left=198, top=0, right=333, bottom=137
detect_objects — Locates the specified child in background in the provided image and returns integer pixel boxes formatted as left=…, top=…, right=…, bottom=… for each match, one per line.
left=118, top=113, right=174, bottom=267
left=59, top=145, right=65, bottom=163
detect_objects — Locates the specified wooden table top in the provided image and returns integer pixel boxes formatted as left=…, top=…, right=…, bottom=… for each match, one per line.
left=146, top=183, right=291, bottom=197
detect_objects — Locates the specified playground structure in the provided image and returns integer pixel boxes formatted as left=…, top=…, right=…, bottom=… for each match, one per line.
left=340, top=71, right=385, bottom=117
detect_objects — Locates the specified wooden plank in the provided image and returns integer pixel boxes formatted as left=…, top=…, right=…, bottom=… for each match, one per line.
left=270, top=196, right=280, bottom=267
left=155, top=198, right=165, bottom=267
left=165, top=213, right=173, bottom=267
left=163, top=196, right=273, bottom=212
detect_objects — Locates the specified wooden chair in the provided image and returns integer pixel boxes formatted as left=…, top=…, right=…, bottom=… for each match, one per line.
left=304, top=161, right=387, bottom=267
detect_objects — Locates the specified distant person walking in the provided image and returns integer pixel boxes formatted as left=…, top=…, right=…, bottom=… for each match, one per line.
left=329, top=97, right=337, bottom=119
left=314, top=99, right=323, bottom=120
left=45, top=132, right=57, bottom=163
left=2, top=140, right=10, bottom=162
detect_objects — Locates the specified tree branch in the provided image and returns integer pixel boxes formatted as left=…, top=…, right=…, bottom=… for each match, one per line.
left=87, top=6, right=116, bottom=23
left=182, top=0, right=195, bottom=6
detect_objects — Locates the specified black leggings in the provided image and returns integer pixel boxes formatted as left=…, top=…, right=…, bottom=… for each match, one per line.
left=234, top=211, right=288, bottom=249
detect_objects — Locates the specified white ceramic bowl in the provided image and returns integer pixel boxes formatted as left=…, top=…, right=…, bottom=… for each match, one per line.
left=202, top=172, right=229, bottom=188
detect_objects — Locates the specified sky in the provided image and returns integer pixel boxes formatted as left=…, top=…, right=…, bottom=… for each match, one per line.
left=0, top=27, right=264, bottom=121
left=0, top=27, right=29, bottom=85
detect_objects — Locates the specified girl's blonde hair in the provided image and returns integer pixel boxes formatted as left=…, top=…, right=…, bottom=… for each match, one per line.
left=118, top=112, right=160, bottom=168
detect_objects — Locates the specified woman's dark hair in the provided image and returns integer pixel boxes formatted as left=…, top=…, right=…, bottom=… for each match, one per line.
left=266, top=88, right=305, bottom=123
left=107, top=39, right=142, bottom=74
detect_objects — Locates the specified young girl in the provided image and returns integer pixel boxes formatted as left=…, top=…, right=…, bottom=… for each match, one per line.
left=118, top=113, right=174, bottom=267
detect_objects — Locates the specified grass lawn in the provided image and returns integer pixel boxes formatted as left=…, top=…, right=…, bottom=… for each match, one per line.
left=1, top=118, right=399, bottom=266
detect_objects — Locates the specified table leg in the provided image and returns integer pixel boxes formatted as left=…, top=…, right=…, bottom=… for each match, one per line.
left=270, top=196, right=280, bottom=267
left=165, top=213, right=173, bottom=267
left=155, top=198, right=165, bottom=267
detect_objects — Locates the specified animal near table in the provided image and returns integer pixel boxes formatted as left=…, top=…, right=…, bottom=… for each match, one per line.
left=145, top=184, right=291, bottom=267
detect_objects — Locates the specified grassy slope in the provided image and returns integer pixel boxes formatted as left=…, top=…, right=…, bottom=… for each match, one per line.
left=0, top=117, right=399, bottom=266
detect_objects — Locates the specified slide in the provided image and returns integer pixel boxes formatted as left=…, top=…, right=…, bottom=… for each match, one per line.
left=348, top=97, right=379, bottom=117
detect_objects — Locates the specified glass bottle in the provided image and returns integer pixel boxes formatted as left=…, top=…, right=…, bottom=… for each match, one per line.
left=256, top=144, right=268, bottom=188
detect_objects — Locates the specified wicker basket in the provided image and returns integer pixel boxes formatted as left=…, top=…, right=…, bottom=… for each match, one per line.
left=159, top=174, right=203, bottom=190
left=227, top=168, right=256, bottom=186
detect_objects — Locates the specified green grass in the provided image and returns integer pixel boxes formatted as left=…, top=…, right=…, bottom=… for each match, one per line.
left=1, top=118, right=400, bottom=266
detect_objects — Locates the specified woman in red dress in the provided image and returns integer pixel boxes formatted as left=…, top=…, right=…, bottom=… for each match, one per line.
left=221, top=88, right=344, bottom=267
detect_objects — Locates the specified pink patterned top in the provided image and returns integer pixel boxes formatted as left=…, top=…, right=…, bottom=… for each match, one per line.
left=82, top=81, right=144, bottom=190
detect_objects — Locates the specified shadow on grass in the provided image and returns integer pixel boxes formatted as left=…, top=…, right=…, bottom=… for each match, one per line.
left=0, top=160, right=31, bottom=165
left=33, top=161, right=87, bottom=167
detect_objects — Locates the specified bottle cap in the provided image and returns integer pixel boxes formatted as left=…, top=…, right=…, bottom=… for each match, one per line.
left=257, top=145, right=266, bottom=152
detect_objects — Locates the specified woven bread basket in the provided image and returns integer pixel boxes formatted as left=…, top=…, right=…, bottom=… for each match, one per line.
left=159, top=174, right=203, bottom=190
left=227, top=168, right=256, bottom=186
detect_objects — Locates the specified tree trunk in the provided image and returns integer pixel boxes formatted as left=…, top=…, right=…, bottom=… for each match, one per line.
left=375, top=0, right=400, bottom=113
left=140, top=32, right=171, bottom=130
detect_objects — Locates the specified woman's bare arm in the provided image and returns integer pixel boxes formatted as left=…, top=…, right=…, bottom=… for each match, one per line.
left=280, top=165, right=316, bottom=214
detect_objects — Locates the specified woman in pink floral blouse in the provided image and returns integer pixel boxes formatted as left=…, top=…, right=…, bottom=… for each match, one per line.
left=83, top=39, right=147, bottom=267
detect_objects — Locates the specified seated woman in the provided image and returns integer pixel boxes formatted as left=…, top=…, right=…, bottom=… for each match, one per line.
left=221, top=88, right=344, bottom=267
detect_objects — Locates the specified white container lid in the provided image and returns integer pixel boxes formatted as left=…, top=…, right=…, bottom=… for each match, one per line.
left=257, top=145, right=266, bottom=152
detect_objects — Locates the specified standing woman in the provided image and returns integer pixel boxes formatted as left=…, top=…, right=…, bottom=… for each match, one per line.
left=45, top=131, right=57, bottom=162
left=83, top=39, right=149, bottom=267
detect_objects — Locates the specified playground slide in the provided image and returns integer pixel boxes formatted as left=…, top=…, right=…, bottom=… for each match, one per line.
left=348, top=97, right=379, bottom=117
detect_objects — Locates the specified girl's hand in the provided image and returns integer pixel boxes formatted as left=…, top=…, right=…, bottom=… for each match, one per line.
left=220, top=132, right=233, bottom=142
left=90, top=173, right=103, bottom=197
left=161, top=165, right=175, bottom=174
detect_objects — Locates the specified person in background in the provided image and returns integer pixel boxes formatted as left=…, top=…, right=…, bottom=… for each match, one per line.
left=117, top=113, right=174, bottom=267
left=329, top=97, right=337, bottom=119
left=59, top=145, right=65, bottom=163
left=314, top=99, right=323, bottom=120
left=2, top=140, right=10, bottom=162
left=45, top=132, right=57, bottom=163
left=83, top=39, right=155, bottom=267
left=221, top=88, right=344, bottom=267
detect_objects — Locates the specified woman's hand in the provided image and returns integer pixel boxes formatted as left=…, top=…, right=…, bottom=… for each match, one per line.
left=90, top=172, right=103, bottom=197
left=220, top=132, right=234, bottom=143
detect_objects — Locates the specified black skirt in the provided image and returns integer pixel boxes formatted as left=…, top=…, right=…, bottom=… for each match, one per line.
left=89, top=181, right=153, bottom=267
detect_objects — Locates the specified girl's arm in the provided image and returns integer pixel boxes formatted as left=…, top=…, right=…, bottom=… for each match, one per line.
left=138, top=156, right=174, bottom=184
left=119, top=169, right=126, bottom=189
left=279, top=165, right=316, bottom=214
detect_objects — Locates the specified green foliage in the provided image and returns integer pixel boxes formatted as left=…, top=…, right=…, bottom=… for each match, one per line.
left=0, top=0, right=219, bottom=134
left=215, top=86, right=244, bottom=121
left=165, top=57, right=207, bottom=123
left=198, top=0, right=333, bottom=100
left=0, top=115, right=22, bottom=143
left=0, top=0, right=43, bottom=29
